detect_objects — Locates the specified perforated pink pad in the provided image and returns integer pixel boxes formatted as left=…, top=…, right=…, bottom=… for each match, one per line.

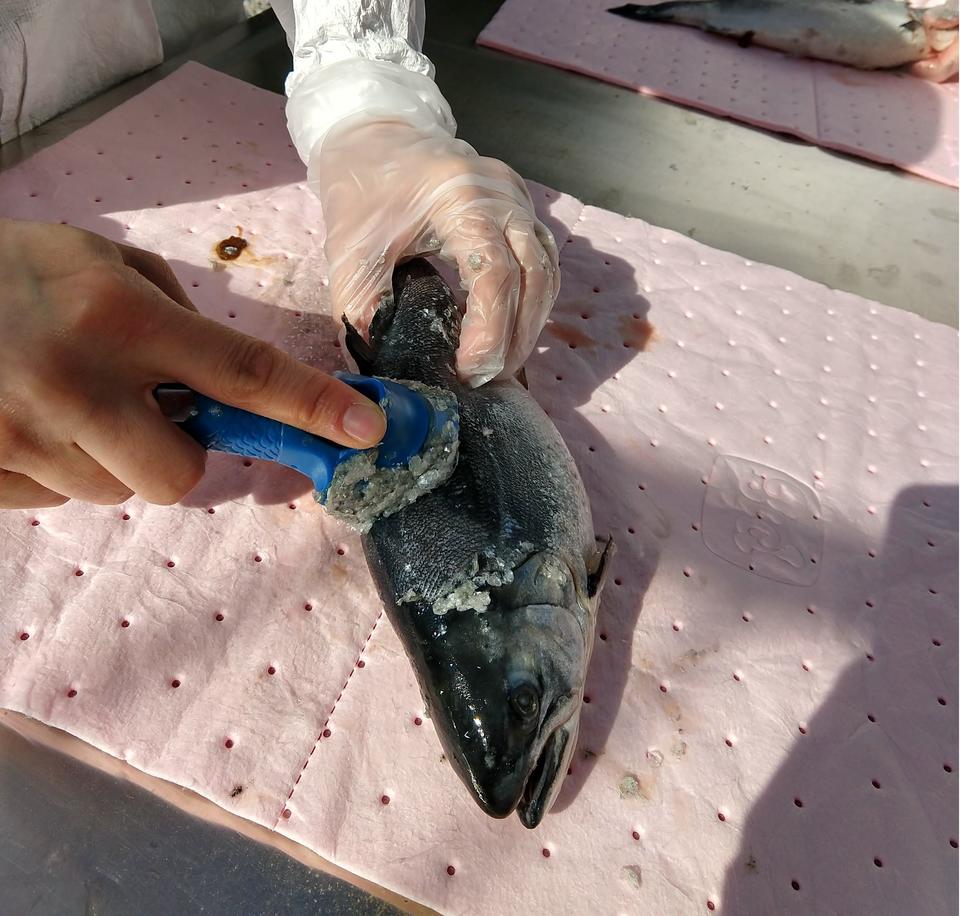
left=478, top=0, right=959, bottom=188
left=1, top=64, right=957, bottom=915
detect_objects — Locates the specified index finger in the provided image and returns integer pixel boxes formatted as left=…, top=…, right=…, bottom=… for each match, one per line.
left=141, top=303, right=387, bottom=448
left=443, top=215, right=521, bottom=387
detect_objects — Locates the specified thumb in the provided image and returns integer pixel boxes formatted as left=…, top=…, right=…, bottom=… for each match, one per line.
left=326, top=242, right=397, bottom=339
left=145, top=306, right=387, bottom=448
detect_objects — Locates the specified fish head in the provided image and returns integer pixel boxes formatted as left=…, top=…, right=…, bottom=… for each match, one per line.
left=422, top=550, right=598, bottom=828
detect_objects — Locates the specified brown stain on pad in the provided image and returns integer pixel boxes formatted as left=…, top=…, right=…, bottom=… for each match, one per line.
left=211, top=229, right=281, bottom=271
left=620, top=314, right=656, bottom=351
left=547, top=320, right=595, bottom=350
left=216, top=235, right=248, bottom=260
left=547, top=314, right=655, bottom=351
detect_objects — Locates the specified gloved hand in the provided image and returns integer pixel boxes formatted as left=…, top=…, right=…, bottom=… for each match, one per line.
left=908, top=4, right=959, bottom=81
left=0, top=219, right=386, bottom=509
left=308, top=117, right=560, bottom=387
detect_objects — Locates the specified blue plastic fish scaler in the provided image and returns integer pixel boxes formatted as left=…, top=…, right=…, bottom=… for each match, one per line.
left=155, top=372, right=460, bottom=529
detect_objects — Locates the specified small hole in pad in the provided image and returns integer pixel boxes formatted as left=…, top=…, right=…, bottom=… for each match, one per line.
left=67, top=689, right=77, bottom=698
left=170, top=679, right=181, bottom=689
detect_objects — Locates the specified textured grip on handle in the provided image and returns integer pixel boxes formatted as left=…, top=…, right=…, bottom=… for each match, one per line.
left=154, top=374, right=434, bottom=498
left=156, top=384, right=352, bottom=494
left=181, top=394, right=285, bottom=461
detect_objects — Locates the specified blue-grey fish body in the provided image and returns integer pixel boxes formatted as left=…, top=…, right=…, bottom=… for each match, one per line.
left=344, top=259, right=612, bottom=828
left=611, top=0, right=958, bottom=70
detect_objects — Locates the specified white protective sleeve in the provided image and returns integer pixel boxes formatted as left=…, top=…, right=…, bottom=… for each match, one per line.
left=270, top=0, right=457, bottom=163
left=0, top=0, right=163, bottom=143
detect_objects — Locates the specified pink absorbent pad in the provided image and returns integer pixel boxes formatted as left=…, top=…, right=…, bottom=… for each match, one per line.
left=1, top=64, right=957, bottom=916
left=478, top=0, right=960, bottom=188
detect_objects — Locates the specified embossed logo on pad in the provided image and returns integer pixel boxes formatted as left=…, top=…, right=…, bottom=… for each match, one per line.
left=701, top=456, right=823, bottom=586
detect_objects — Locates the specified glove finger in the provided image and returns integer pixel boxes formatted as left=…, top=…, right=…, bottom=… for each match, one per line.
left=440, top=213, right=521, bottom=387
left=326, top=245, right=397, bottom=339
left=498, top=216, right=559, bottom=380
left=922, top=5, right=958, bottom=29
left=907, top=37, right=959, bottom=80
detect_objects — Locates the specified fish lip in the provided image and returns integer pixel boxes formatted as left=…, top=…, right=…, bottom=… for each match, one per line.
left=472, top=790, right=517, bottom=820
left=516, top=720, right=572, bottom=829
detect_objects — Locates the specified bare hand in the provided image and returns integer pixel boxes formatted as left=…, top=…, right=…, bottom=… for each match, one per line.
left=0, top=219, right=386, bottom=509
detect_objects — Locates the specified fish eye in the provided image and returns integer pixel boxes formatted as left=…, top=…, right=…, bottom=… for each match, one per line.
left=510, top=685, right=540, bottom=722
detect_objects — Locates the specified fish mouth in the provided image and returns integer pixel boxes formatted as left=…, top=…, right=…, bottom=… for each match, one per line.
left=516, top=719, right=576, bottom=829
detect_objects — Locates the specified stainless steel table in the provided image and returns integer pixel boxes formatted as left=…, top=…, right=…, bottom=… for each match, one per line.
left=1, top=4, right=956, bottom=915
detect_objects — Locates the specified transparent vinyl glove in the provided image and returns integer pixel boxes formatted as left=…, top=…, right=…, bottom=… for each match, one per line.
left=308, top=117, right=560, bottom=387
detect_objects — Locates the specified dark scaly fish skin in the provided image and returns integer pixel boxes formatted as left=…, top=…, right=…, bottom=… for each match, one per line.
left=610, top=0, right=957, bottom=71
left=345, top=259, right=612, bottom=828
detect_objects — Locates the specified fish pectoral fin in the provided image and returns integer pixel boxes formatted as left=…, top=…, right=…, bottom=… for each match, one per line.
left=587, top=536, right=616, bottom=600
left=341, top=316, right=377, bottom=375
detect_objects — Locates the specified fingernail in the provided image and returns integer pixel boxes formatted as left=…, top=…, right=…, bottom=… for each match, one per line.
left=342, top=401, right=386, bottom=445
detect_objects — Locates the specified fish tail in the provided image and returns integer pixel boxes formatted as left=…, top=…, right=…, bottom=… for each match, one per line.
left=364, top=258, right=461, bottom=384
left=391, top=258, right=444, bottom=301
